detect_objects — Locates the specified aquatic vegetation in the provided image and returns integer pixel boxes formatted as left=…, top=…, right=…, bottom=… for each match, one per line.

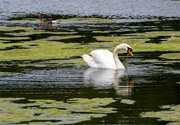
left=47, top=35, right=83, bottom=41
left=141, top=105, right=180, bottom=124
left=161, top=105, right=172, bottom=109
left=95, top=31, right=180, bottom=52
left=0, top=36, right=31, bottom=41
left=0, top=26, right=179, bottom=69
left=93, top=31, right=109, bottom=33
left=0, top=97, right=116, bottom=124
left=0, top=26, right=34, bottom=32
left=62, top=17, right=115, bottom=22
left=6, top=30, right=77, bottom=36
left=159, top=53, right=180, bottom=60
left=10, top=17, right=115, bottom=23
left=120, top=99, right=136, bottom=105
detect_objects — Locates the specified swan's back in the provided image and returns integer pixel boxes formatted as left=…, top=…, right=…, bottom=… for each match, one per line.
left=82, top=49, right=116, bottom=69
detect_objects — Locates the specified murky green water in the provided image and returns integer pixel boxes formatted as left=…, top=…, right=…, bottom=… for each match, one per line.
left=0, top=0, right=180, bottom=124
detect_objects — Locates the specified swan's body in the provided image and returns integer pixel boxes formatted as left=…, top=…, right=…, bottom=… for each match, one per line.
left=34, top=12, right=60, bottom=24
left=82, top=43, right=133, bottom=69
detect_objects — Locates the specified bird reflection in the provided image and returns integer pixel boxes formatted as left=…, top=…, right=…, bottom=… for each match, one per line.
left=83, top=68, right=134, bottom=96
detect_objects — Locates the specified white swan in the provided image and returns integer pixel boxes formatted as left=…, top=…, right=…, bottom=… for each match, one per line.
left=82, top=43, right=133, bottom=69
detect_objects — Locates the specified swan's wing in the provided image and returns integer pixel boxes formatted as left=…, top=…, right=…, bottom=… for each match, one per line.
left=90, top=49, right=116, bottom=68
left=82, top=54, right=98, bottom=68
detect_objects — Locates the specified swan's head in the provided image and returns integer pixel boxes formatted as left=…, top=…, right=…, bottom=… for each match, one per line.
left=118, top=43, right=133, bottom=56
left=114, top=43, right=133, bottom=57
left=127, top=47, right=133, bottom=56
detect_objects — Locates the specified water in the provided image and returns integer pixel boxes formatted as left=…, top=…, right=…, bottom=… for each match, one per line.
left=0, top=53, right=179, bottom=124
left=0, top=0, right=180, bottom=124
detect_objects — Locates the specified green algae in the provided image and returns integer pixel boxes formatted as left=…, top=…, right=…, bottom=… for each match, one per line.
left=120, top=99, right=136, bottom=105
left=0, top=26, right=180, bottom=68
left=161, top=105, right=172, bottom=109
left=0, top=36, right=31, bottom=41
left=6, top=30, right=77, bottom=36
left=159, top=53, right=180, bottom=60
left=0, top=26, right=34, bottom=32
left=0, top=42, right=35, bottom=50
left=95, top=31, right=180, bottom=52
left=62, top=17, right=115, bottom=22
left=47, top=35, right=83, bottom=41
left=141, top=105, right=180, bottom=124
left=10, top=17, right=114, bottom=23
left=0, top=97, right=116, bottom=124
left=93, top=31, right=109, bottom=33
left=0, top=40, right=10, bottom=43
left=0, top=40, right=89, bottom=62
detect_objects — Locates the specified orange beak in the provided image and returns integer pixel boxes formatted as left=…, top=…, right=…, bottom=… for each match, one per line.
left=128, top=49, right=133, bottom=56
left=34, top=14, right=37, bottom=16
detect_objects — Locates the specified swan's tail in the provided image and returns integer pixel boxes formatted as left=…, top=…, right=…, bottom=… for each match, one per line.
left=82, top=54, right=97, bottom=68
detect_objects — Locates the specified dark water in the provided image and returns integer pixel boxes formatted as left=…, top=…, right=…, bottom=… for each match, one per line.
left=0, top=0, right=180, bottom=124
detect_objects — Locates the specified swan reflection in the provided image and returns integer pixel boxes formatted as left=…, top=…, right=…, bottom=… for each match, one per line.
left=83, top=68, right=134, bottom=96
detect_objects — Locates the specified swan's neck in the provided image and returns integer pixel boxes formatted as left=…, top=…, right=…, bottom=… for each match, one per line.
left=113, top=45, right=125, bottom=69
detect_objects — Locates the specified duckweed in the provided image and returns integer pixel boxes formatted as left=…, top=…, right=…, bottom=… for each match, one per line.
left=0, top=97, right=116, bottom=124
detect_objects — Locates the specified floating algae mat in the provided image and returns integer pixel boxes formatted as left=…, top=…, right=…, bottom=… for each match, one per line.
left=141, top=105, right=180, bottom=125
left=0, top=26, right=180, bottom=68
left=0, top=36, right=31, bottom=41
left=10, top=17, right=115, bottom=23
left=0, top=98, right=116, bottom=124
left=61, top=17, right=115, bottom=22
left=121, top=99, right=136, bottom=105
left=0, top=26, right=34, bottom=32
left=159, top=53, right=180, bottom=60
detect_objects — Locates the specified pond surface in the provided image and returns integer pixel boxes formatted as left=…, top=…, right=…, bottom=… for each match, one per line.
left=0, top=0, right=180, bottom=124
left=0, top=52, right=179, bottom=124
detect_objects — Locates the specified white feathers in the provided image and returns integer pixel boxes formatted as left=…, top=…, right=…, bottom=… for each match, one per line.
left=82, top=43, right=132, bottom=69
left=82, top=49, right=116, bottom=69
